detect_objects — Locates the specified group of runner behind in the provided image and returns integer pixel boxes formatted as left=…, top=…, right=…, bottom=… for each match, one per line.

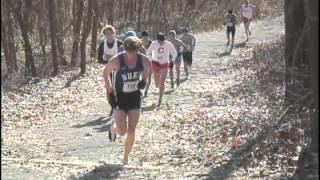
left=99, top=0, right=256, bottom=165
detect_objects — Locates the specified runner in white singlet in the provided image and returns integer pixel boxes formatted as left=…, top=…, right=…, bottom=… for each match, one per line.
left=146, top=32, right=177, bottom=106
left=240, top=0, right=256, bottom=42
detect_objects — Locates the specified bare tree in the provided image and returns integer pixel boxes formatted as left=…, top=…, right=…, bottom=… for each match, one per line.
left=80, top=0, right=93, bottom=75
left=1, top=0, right=18, bottom=76
left=136, top=0, right=143, bottom=31
left=107, top=0, right=115, bottom=25
left=90, top=0, right=98, bottom=62
left=37, top=0, right=48, bottom=65
left=10, top=0, right=37, bottom=76
left=56, top=0, right=68, bottom=66
left=48, top=0, right=59, bottom=76
left=285, top=0, right=318, bottom=178
left=70, top=0, right=84, bottom=67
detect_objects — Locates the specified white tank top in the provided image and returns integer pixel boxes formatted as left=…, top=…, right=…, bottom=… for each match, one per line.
left=103, top=39, right=118, bottom=59
left=146, top=40, right=177, bottom=64
left=242, top=4, right=254, bottom=19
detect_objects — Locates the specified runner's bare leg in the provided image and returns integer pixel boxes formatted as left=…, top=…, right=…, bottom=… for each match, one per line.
left=158, top=69, right=168, bottom=105
left=123, top=109, right=140, bottom=163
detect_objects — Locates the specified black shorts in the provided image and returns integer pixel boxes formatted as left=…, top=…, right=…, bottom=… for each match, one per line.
left=182, top=52, right=193, bottom=66
left=227, top=26, right=236, bottom=37
left=115, top=91, right=142, bottom=112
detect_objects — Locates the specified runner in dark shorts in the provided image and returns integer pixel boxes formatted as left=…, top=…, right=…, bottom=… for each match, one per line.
left=103, top=36, right=151, bottom=165
left=180, top=27, right=196, bottom=78
left=141, top=30, right=153, bottom=97
left=182, top=52, right=193, bottom=66
left=224, top=9, right=238, bottom=49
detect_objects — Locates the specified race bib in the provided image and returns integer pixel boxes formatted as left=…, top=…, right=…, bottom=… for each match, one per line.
left=157, top=47, right=165, bottom=61
left=227, top=22, right=233, bottom=27
left=157, top=55, right=164, bottom=61
left=123, top=81, right=139, bottom=93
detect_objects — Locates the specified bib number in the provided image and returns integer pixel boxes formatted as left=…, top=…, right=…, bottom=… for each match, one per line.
left=227, top=22, right=233, bottom=27
left=123, top=81, right=139, bottom=93
left=157, top=55, right=164, bottom=61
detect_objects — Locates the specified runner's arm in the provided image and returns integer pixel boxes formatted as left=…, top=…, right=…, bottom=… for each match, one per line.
left=103, top=56, right=119, bottom=94
left=250, top=4, right=257, bottom=8
left=97, top=41, right=104, bottom=63
left=234, top=14, right=238, bottom=25
left=238, top=6, right=243, bottom=23
left=146, top=42, right=154, bottom=59
left=169, top=42, right=177, bottom=61
left=192, top=35, right=196, bottom=51
left=141, top=55, right=151, bottom=82
left=178, top=40, right=187, bottom=51
left=224, top=13, right=230, bottom=25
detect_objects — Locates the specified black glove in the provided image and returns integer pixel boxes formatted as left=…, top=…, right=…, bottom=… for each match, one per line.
left=138, top=80, right=146, bottom=89
left=107, top=91, right=117, bottom=108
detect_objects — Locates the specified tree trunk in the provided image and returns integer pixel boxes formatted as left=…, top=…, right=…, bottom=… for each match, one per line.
left=136, top=0, right=143, bottom=31
left=284, top=0, right=306, bottom=100
left=38, top=0, right=47, bottom=65
left=148, top=0, right=155, bottom=36
left=71, top=0, right=84, bottom=67
left=307, top=0, right=319, bottom=155
left=287, top=0, right=319, bottom=178
left=99, top=0, right=107, bottom=22
left=48, top=0, right=59, bottom=76
left=80, top=0, right=93, bottom=75
left=11, top=0, right=37, bottom=76
left=90, top=0, right=98, bottom=61
left=107, top=0, right=114, bottom=25
left=1, top=0, right=18, bottom=76
left=1, top=18, right=13, bottom=76
left=56, top=0, right=68, bottom=65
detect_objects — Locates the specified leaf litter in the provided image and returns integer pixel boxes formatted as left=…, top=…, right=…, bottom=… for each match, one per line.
left=1, top=15, right=308, bottom=179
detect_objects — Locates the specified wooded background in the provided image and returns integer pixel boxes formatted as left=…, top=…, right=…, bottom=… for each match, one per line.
left=1, top=0, right=283, bottom=79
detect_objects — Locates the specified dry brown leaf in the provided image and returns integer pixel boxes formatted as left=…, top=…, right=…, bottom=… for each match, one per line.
left=220, top=130, right=228, bottom=144
left=232, top=137, right=241, bottom=148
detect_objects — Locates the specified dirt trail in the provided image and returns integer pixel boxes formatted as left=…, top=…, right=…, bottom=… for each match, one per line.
left=2, top=15, right=285, bottom=179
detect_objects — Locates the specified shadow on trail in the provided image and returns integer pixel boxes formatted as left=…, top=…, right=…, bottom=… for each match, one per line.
left=233, top=41, right=248, bottom=49
left=216, top=50, right=231, bottom=57
left=64, top=73, right=82, bottom=88
left=72, top=116, right=112, bottom=129
left=93, top=123, right=112, bottom=133
left=203, top=123, right=276, bottom=180
left=70, top=163, right=123, bottom=180
left=142, top=103, right=157, bottom=112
